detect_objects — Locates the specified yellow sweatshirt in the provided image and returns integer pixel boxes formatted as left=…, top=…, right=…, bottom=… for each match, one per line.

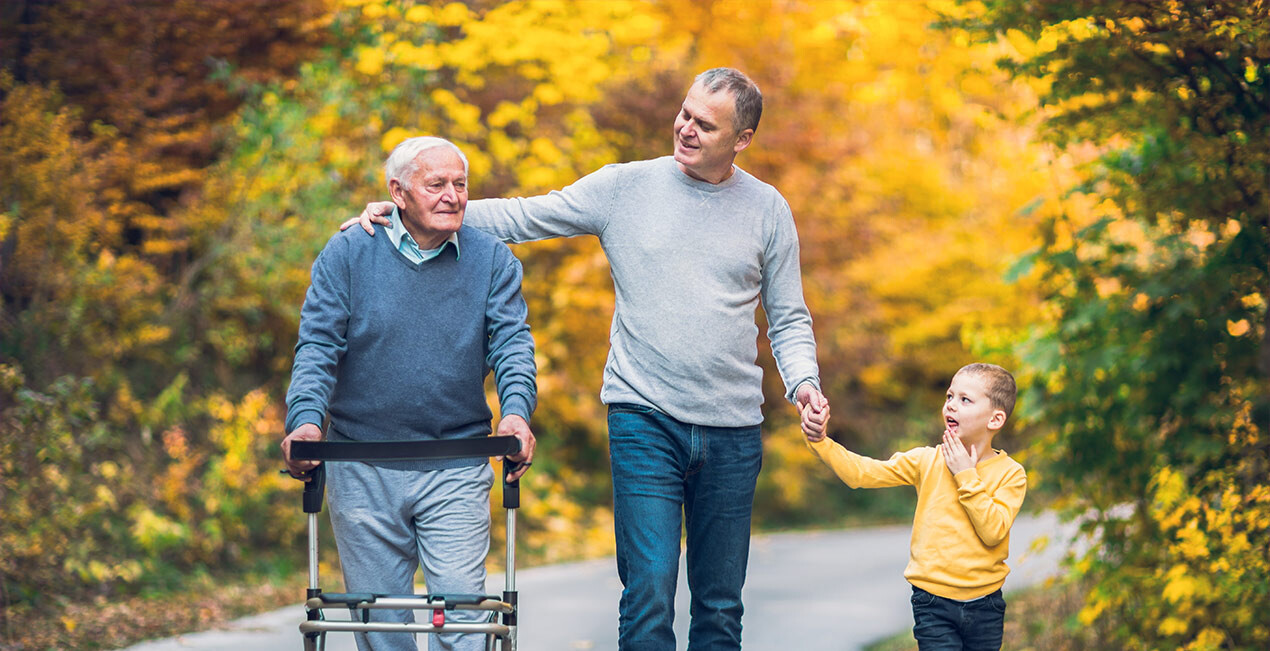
left=807, top=437, right=1027, bottom=600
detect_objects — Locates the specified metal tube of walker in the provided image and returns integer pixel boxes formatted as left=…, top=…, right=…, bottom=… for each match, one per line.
left=505, top=508, right=516, bottom=592
left=308, top=512, right=319, bottom=590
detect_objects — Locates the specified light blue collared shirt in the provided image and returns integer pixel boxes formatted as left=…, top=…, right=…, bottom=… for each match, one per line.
left=387, top=205, right=460, bottom=263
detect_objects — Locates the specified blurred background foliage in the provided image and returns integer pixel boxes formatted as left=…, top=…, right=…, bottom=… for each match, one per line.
left=0, top=0, right=1264, bottom=649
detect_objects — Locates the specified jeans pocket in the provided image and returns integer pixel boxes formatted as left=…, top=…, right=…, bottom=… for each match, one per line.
left=988, top=591, right=1007, bottom=614
left=911, top=587, right=936, bottom=607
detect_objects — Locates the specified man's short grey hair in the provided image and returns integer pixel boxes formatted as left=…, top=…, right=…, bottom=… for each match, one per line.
left=694, top=67, right=763, bottom=133
left=384, top=136, right=469, bottom=191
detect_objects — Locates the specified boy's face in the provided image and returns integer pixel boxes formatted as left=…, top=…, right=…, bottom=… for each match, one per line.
left=942, top=372, right=1007, bottom=443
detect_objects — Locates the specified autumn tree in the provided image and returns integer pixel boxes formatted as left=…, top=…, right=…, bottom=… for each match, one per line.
left=0, top=0, right=331, bottom=621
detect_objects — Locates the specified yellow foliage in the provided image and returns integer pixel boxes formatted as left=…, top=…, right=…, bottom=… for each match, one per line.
left=129, top=506, right=190, bottom=554
left=381, top=126, right=416, bottom=152
left=354, top=46, right=385, bottom=76
left=1159, top=616, right=1190, bottom=636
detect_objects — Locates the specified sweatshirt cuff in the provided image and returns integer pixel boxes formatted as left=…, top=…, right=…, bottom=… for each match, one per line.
left=806, top=435, right=834, bottom=454
left=286, top=409, right=325, bottom=435
left=499, top=395, right=533, bottom=424
left=953, top=467, right=981, bottom=487
left=788, top=377, right=822, bottom=404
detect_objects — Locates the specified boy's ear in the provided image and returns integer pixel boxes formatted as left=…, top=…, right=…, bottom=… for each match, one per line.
left=987, top=409, right=1008, bottom=431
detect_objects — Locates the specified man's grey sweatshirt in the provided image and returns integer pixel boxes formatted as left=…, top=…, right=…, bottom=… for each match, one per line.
left=467, top=156, right=818, bottom=428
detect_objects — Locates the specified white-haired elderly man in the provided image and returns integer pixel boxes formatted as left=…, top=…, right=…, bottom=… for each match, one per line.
left=283, top=136, right=537, bottom=651
left=346, top=69, right=829, bottom=650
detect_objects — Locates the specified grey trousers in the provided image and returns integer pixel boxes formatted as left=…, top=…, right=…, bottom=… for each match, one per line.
left=327, top=460, right=495, bottom=651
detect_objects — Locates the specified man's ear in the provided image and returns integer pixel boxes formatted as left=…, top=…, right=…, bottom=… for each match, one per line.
left=388, top=178, right=407, bottom=209
left=987, top=409, right=1008, bottom=432
left=733, top=128, right=754, bottom=154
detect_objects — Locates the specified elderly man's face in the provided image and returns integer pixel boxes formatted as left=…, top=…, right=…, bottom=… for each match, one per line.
left=673, top=81, right=753, bottom=183
left=391, top=147, right=468, bottom=249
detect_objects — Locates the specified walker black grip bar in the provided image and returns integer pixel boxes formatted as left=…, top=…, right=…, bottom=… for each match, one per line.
left=291, top=436, right=521, bottom=462
left=302, top=464, right=326, bottom=514
left=502, top=461, right=521, bottom=509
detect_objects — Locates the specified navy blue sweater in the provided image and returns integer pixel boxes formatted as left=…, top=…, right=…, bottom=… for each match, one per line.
left=285, top=224, right=536, bottom=469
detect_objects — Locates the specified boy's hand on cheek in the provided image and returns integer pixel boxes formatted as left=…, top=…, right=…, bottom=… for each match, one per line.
left=941, top=429, right=978, bottom=474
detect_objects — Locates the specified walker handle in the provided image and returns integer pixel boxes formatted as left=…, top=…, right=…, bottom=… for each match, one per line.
left=503, top=459, right=521, bottom=510
left=302, top=464, right=326, bottom=514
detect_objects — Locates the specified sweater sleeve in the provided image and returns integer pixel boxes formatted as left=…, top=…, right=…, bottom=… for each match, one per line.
left=952, top=462, right=1028, bottom=547
left=285, top=237, right=351, bottom=434
left=464, top=165, right=618, bottom=243
left=806, top=437, right=925, bottom=489
left=485, top=244, right=537, bottom=423
left=759, top=198, right=820, bottom=403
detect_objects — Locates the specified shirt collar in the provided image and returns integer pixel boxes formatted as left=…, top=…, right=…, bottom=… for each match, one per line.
left=388, top=205, right=460, bottom=260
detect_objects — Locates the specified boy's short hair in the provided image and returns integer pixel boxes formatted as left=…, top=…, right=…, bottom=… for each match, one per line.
left=956, top=363, right=1017, bottom=419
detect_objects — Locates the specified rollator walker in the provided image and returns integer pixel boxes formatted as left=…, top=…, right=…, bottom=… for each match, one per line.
left=289, top=436, right=524, bottom=651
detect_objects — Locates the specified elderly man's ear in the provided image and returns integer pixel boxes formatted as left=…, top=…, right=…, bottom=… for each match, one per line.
left=387, top=180, right=407, bottom=209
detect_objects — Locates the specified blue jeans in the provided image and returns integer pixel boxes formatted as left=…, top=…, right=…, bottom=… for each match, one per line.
left=911, top=585, right=1006, bottom=651
left=607, top=403, right=763, bottom=651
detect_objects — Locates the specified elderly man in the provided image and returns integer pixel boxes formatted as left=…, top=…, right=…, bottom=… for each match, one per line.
left=347, top=69, right=829, bottom=650
left=284, top=136, right=537, bottom=651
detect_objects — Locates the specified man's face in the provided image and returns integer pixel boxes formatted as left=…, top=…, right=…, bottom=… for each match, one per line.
left=673, top=82, right=753, bottom=183
left=942, top=372, right=1004, bottom=443
left=391, top=147, right=468, bottom=248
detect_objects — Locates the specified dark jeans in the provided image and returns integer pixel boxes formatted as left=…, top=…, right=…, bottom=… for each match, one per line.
left=911, top=585, right=1006, bottom=651
left=607, top=403, right=763, bottom=651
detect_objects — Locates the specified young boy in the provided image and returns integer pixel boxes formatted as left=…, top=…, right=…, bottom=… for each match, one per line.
left=799, top=363, right=1027, bottom=651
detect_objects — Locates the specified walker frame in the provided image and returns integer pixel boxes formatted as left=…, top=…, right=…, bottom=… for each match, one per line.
left=289, top=436, right=523, bottom=651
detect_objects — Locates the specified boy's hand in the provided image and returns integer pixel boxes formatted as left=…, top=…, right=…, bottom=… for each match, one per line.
left=941, top=428, right=978, bottom=475
left=796, top=385, right=830, bottom=441
left=338, top=201, right=395, bottom=234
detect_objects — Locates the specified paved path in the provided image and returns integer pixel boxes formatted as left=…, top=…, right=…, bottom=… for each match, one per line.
left=123, top=512, right=1075, bottom=651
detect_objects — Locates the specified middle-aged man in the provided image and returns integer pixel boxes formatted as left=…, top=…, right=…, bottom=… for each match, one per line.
left=347, top=68, right=831, bottom=650
left=283, top=136, right=537, bottom=651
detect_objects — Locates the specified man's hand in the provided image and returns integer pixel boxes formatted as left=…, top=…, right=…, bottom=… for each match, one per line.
left=796, top=384, right=830, bottom=442
left=497, top=414, right=536, bottom=482
left=281, top=423, right=324, bottom=481
left=941, top=428, right=978, bottom=475
left=338, top=201, right=396, bottom=235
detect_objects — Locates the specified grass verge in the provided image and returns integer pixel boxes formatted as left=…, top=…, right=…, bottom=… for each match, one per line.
left=1, top=572, right=303, bottom=650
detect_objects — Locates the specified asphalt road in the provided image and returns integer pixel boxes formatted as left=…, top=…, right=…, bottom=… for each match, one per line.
left=123, top=512, right=1075, bottom=651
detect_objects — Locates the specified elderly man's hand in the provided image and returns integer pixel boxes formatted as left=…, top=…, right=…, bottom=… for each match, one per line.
left=497, top=414, right=536, bottom=482
left=281, top=423, right=324, bottom=481
left=338, top=201, right=396, bottom=234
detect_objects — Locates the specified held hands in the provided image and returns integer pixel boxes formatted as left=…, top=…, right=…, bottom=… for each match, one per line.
left=941, top=429, right=978, bottom=475
left=796, top=384, right=830, bottom=442
left=281, top=423, right=324, bottom=481
left=338, top=201, right=396, bottom=234
left=497, top=414, right=536, bottom=482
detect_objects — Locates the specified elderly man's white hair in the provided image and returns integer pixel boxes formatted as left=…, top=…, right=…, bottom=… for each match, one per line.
left=384, top=136, right=469, bottom=191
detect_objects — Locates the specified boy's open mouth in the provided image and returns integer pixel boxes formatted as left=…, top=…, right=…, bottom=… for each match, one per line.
left=946, top=416, right=959, bottom=431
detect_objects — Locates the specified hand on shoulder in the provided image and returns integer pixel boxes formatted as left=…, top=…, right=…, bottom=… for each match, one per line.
left=339, top=201, right=395, bottom=235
